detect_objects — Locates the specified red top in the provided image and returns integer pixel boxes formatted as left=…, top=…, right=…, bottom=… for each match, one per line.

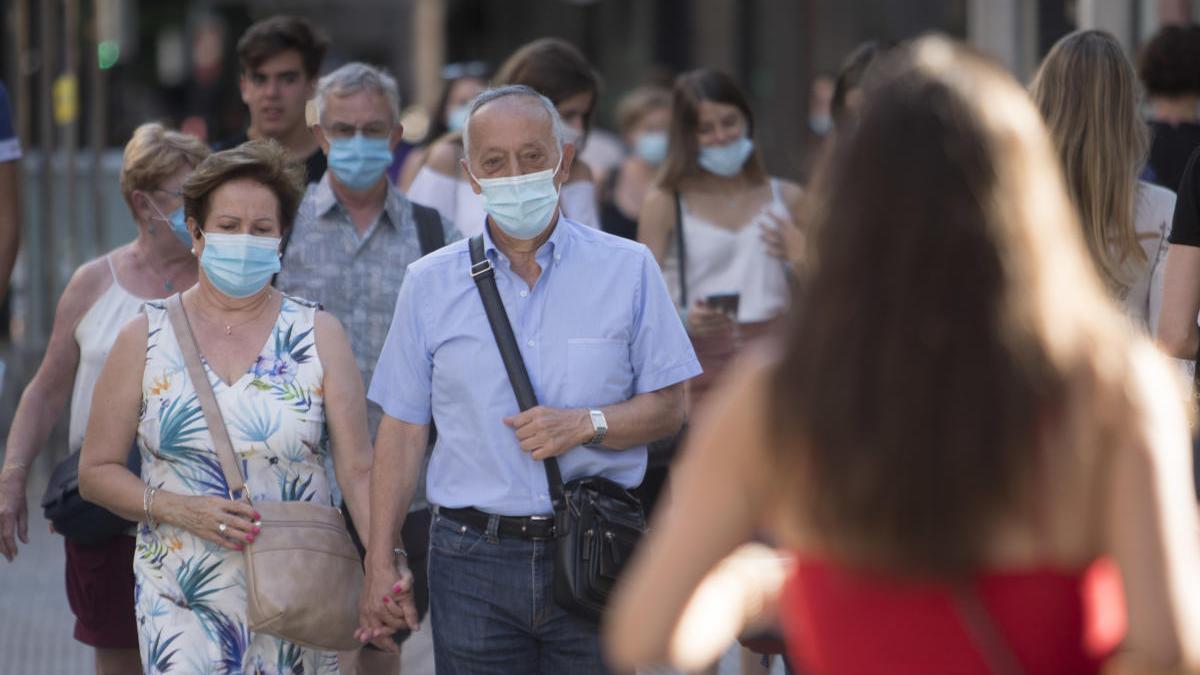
left=781, top=557, right=1125, bottom=675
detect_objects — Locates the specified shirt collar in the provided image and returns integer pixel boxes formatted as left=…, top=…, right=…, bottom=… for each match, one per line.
left=481, top=210, right=572, bottom=263
left=314, top=173, right=408, bottom=232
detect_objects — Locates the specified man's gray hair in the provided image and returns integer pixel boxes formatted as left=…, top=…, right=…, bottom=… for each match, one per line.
left=461, top=85, right=566, bottom=158
left=314, top=62, right=402, bottom=125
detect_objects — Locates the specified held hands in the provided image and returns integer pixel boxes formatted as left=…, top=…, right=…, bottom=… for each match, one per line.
left=357, top=555, right=419, bottom=653
left=159, top=493, right=260, bottom=552
left=504, top=406, right=592, bottom=460
left=0, top=467, right=29, bottom=562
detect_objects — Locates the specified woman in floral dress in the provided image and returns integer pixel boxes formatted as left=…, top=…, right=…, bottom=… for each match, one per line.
left=80, top=141, right=379, bottom=673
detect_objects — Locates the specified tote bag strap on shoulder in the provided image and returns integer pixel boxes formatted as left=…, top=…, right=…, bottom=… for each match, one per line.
left=165, top=293, right=248, bottom=501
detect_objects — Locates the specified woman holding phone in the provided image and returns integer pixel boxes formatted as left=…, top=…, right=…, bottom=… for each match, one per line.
left=639, top=68, right=804, bottom=406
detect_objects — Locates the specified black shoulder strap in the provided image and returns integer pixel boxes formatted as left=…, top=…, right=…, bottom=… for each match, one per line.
left=413, top=204, right=446, bottom=256
left=953, top=585, right=1027, bottom=675
left=674, top=191, right=687, bottom=309
left=467, top=235, right=565, bottom=509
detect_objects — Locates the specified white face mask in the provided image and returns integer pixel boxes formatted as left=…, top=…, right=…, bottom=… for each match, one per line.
left=469, top=156, right=564, bottom=240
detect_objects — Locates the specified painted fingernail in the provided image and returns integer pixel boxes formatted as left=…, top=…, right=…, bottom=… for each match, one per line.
left=392, top=583, right=403, bottom=593
left=382, top=596, right=391, bottom=604
left=236, top=544, right=244, bottom=551
left=254, top=512, right=261, bottom=520
left=246, top=535, right=254, bottom=543
left=252, top=526, right=261, bottom=534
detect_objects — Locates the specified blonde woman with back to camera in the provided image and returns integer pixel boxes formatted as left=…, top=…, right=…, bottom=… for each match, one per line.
left=606, top=36, right=1200, bottom=675
left=1030, top=29, right=1176, bottom=333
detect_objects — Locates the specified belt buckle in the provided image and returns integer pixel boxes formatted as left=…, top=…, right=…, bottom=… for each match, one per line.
left=522, top=515, right=555, bottom=539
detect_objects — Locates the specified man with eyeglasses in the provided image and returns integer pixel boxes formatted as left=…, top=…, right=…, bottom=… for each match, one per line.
left=274, top=61, right=458, bottom=674
left=216, top=15, right=329, bottom=185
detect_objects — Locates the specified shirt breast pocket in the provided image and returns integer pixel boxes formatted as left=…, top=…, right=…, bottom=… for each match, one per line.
left=565, top=338, right=632, bottom=408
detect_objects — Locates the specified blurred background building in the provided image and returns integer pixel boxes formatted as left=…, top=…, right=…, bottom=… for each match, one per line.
left=0, top=0, right=1196, bottom=439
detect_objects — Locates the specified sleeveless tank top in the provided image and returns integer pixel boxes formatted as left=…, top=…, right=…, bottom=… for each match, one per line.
left=662, top=178, right=792, bottom=323
left=68, top=255, right=149, bottom=452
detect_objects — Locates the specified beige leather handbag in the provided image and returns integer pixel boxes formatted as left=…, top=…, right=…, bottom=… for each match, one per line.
left=167, top=294, right=364, bottom=652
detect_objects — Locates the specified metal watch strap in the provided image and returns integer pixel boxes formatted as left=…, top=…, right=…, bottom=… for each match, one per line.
left=587, top=409, right=607, bottom=445
left=468, top=235, right=566, bottom=512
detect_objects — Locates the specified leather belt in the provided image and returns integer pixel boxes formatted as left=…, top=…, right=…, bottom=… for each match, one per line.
left=438, top=506, right=557, bottom=541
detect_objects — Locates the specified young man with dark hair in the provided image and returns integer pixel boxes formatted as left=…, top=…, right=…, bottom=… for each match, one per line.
left=217, top=15, right=329, bottom=185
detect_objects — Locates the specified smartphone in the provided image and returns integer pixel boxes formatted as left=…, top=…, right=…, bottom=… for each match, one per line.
left=705, top=292, right=740, bottom=321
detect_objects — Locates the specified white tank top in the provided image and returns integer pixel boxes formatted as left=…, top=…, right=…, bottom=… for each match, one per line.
left=406, top=165, right=601, bottom=237
left=68, top=255, right=149, bottom=451
left=663, top=179, right=792, bottom=323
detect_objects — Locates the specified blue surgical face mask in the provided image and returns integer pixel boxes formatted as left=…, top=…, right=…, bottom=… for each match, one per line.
left=149, top=200, right=192, bottom=247
left=634, top=131, right=668, bottom=165
left=470, top=157, right=563, bottom=240
left=199, top=232, right=281, bottom=299
left=327, top=133, right=394, bottom=191
left=698, top=135, right=755, bottom=177
left=809, top=114, right=833, bottom=137
left=446, top=105, right=470, bottom=133
left=563, top=125, right=584, bottom=148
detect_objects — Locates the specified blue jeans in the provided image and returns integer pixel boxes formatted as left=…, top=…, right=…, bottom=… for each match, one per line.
left=428, top=509, right=611, bottom=675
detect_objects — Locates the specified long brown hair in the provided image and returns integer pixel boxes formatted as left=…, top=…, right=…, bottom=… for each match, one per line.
left=493, top=38, right=600, bottom=132
left=1030, top=30, right=1150, bottom=296
left=657, top=69, right=767, bottom=190
left=770, top=36, right=1135, bottom=578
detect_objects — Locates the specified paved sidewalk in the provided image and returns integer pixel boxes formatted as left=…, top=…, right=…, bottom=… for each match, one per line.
left=0, top=485, right=93, bottom=674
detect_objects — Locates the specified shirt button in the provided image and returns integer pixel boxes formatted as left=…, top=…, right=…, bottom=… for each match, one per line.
left=527, top=340, right=535, bottom=347
left=519, top=290, right=529, bottom=298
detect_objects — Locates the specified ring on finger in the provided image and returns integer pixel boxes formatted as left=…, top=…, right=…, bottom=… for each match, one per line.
left=217, top=522, right=228, bottom=536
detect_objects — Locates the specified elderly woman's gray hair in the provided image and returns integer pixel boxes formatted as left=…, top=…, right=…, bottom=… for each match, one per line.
left=314, top=62, right=402, bottom=124
left=462, top=85, right=567, bottom=157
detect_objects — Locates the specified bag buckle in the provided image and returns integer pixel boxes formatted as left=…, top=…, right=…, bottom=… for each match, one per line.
left=470, top=258, right=493, bottom=280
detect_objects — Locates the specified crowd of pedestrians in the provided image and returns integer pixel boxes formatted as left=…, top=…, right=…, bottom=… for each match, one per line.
left=0, top=12, right=1198, bottom=675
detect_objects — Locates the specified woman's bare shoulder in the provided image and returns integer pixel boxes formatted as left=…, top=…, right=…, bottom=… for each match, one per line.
left=424, top=135, right=464, bottom=176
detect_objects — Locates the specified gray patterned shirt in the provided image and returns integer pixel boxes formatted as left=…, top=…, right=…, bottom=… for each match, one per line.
left=276, top=175, right=461, bottom=510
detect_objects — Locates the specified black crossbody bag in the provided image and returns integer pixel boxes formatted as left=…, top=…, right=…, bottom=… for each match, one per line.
left=41, top=443, right=140, bottom=545
left=468, top=234, right=646, bottom=621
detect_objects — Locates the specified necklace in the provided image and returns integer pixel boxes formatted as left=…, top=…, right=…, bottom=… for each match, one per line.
left=193, top=289, right=277, bottom=336
left=133, top=244, right=179, bottom=292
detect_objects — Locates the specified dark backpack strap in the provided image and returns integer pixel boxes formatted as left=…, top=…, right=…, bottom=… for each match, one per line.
left=467, top=235, right=565, bottom=509
left=413, top=203, right=446, bottom=256
left=674, top=191, right=687, bottom=309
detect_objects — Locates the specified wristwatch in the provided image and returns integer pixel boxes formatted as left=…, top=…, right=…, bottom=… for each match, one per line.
left=587, top=409, right=608, bottom=446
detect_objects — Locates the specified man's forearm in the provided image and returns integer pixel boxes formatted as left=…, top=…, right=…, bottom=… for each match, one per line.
left=598, top=384, right=685, bottom=450
left=366, top=419, right=428, bottom=570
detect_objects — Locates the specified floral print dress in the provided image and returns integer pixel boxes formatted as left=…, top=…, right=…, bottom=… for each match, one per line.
left=133, top=295, right=339, bottom=674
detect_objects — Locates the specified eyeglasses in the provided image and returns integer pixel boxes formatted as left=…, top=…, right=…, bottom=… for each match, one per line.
left=324, top=122, right=393, bottom=140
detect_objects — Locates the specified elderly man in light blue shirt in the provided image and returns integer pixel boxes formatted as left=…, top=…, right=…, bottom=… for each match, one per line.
left=358, top=85, right=700, bottom=674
